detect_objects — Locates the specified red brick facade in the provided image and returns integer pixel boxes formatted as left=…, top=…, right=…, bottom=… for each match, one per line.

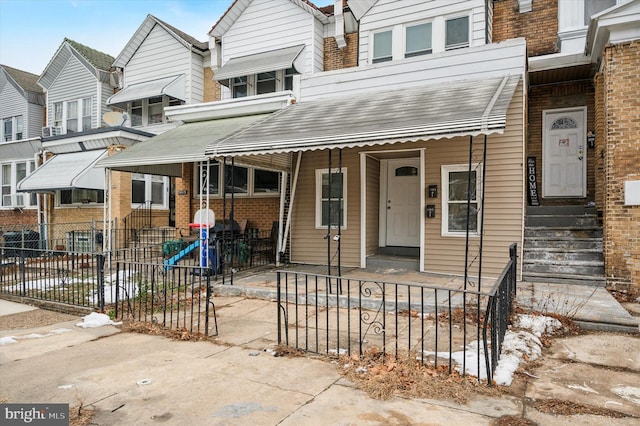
left=323, top=32, right=358, bottom=71
left=492, top=0, right=558, bottom=57
left=600, top=41, right=640, bottom=288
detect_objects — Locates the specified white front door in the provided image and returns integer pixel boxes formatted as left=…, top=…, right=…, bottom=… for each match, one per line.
left=543, top=108, right=587, bottom=198
left=386, top=158, right=420, bottom=247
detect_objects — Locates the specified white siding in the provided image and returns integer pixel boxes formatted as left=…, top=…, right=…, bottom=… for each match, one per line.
left=123, top=24, right=197, bottom=102
left=302, top=38, right=526, bottom=101
left=46, top=56, right=96, bottom=125
left=313, top=15, right=324, bottom=72
left=27, top=102, right=44, bottom=138
left=222, top=0, right=316, bottom=73
left=359, top=0, right=487, bottom=64
left=0, top=79, right=26, bottom=121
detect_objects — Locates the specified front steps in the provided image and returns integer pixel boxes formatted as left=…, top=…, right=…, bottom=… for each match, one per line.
left=523, top=206, right=606, bottom=286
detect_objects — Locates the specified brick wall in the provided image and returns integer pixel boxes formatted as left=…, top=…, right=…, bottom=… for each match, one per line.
left=0, top=209, right=38, bottom=227
left=323, top=32, right=358, bottom=71
left=492, top=0, right=558, bottom=57
left=203, top=66, right=222, bottom=102
left=594, top=73, right=606, bottom=218
left=601, top=41, right=640, bottom=288
left=527, top=81, right=596, bottom=205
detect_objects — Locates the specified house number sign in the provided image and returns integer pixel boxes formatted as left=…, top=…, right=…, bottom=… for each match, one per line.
left=527, top=156, right=540, bottom=206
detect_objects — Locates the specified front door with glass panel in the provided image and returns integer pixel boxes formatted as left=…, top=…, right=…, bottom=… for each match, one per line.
left=386, top=158, right=420, bottom=247
left=543, top=108, right=586, bottom=198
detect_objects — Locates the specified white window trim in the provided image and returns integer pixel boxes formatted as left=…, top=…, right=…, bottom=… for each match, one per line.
left=315, top=167, right=347, bottom=230
left=193, top=162, right=281, bottom=198
left=131, top=173, right=169, bottom=209
left=57, top=188, right=105, bottom=207
left=441, top=164, right=482, bottom=237
left=404, top=20, right=434, bottom=58
left=371, top=28, right=394, bottom=64
left=52, top=97, right=93, bottom=133
left=444, top=13, right=471, bottom=51
left=1, top=161, right=37, bottom=209
left=128, top=96, right=180, bottom=127
left=1, top=115, right=24, bottom=142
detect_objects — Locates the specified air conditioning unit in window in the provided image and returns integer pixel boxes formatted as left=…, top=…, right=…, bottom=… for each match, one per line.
left=41, top=126, right=62, bottom=137
left=15, top=194, right=25, bottom=207
left=2, top=195, right=12, bottom=207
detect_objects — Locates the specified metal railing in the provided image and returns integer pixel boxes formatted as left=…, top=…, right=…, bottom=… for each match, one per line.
left=123, top=201, right=152, bottom=247
left=277, top=244, right=518, bottom=384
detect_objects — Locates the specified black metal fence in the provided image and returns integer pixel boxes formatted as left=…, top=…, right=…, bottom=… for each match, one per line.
left=277, top=244, right=518, bottom=384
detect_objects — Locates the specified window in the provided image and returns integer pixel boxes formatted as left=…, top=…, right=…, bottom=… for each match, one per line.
left=3, top=119, right=12, bottom=142
left=54, top=102, right=63, bottom=127
left=148, top=96, right=163, bottom=124
left=406, top=22, right=432, bottom=57
left=127, top=96, right=183, bottom=127
left=15, top=116, right=23, bottom=140
left=224, top=164, right=248, bottom=194
left=315, top=168, right=347, bottom=229
left=232, top=76, right=248, bottom=98
left=195, top=162, right=280, bottom=196
left=66, top=100, right=78, bottom=133
left=1, top=161, right=37, bottom=208
left=254, top=169, right=279, bottom=193
left=60, top=189, right=104, bottom=205
left=284, top=68, right=295, bottom=91
left=445, top=16, right=469, bottom=50
left=131, top=100, right=143, bottom=126
left=131, top=173, right=167, bottom=206
left=257, top=71, right=277, bottom=95
left=441, top=164, right=481, bottom=236
left=81, top=97, right=92, bottom=130
left=584, top=0, right=616, bottom=25
left=372, top=30, right=393, bottom=63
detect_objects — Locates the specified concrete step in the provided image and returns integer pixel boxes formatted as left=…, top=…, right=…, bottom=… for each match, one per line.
left=521, top=272, right=607, bottom=287
left=523, top=248, right=603, bottom=263
left=527, top=205, right=596, bottom=216
left=366, top=255, right=419, bottom=271
left=524, top=237, right=603, bottom=250
left=524, top=227, right=603, bottom=239
left=525, top=215, right=599, bottom=227
left=523, top=259, right=604, bottom=276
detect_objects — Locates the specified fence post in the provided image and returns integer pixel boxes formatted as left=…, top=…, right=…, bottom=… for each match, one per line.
left=115, top=262, right=120, bottom=319
left=509, top=243, right=518, bottom=296
left=20, top=250, right=26, bottom=296
left=277, top=271, right=282, bottom=344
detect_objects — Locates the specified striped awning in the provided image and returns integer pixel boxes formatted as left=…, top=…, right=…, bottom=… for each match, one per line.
left=206, top=75, right=521, bottom=157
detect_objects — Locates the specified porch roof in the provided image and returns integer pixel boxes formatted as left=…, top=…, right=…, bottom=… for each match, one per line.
left=205, top=75, right=521, bottom=157
left=17, top=149, right=107, bottom=192
left=96, top=114, right=274, bottom=177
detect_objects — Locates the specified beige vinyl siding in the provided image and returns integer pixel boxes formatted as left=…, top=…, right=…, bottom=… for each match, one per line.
left=424, top=82, right=524, bottom=278
left=366, top=155, right=380, bottom=256
left=290, top=149, right=362, bottom=267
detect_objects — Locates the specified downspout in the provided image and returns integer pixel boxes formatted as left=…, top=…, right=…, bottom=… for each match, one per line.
left=34, top=150, right=42, bottom=248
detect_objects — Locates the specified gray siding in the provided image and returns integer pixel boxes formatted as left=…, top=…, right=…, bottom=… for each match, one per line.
left=46, top=55, right=97, bottom=126
left=0, top=79, right=26, bottom=120
left=26, top=102, right=44, bottom=137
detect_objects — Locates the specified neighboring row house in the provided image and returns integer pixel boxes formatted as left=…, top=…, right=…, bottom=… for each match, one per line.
left=0, top=65, right=43, bottom=227
left=4, top=0, right=638, bottom=287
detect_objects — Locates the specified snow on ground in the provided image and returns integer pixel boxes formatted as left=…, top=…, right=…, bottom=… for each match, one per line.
left=0, top=328, right=71, bottom=346
left=75, top=312, right=122, bottom=328
left=422, top=314, right=562, bottom=386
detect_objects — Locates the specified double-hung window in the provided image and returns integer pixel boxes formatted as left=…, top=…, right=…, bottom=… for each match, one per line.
left=441, top=164, right=481, bottom=236
left=66, top=100, right=78, bottom=133
left=445, top=16, right=470, bottom=50
left=257, top=72, right=276, bottom=95
left=2, top=119, right=12, bottom=142
left=148, top=96, right=163, bottom=124
left=81, top=97, right=92, bottom=130
left=405, top=22, right=432, bottom=57
left=372, top=30, right=393, bottom=63
left=132, top=173, right=166, bottom=206
left=232, top=76, right=248, bottom=98
left=53, top=102, right=63, bottom=127
left=315, top=168, right=347, bottom=229
left=1, top=161, right=37, bottom=208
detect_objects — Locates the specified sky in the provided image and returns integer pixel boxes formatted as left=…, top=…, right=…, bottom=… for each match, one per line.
left=0, top=0, right=234, bottom=75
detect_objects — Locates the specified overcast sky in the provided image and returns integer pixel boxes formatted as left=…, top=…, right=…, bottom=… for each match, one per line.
left=0, top=0, right=233, bottom=75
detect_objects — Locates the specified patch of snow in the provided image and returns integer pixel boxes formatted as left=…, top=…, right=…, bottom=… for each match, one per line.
left=611, top=386, right=640, bottom=405
left=516, top=314, right=562, bottom=338
left=328, top=348, right=348, bottom=355
left=58, top=384, right=74, bottom=389
left=75, top=312, right=122, bottom=328
left=568, top=383, right=599, bottom=394
left=0, top=336, right=17, bottom=346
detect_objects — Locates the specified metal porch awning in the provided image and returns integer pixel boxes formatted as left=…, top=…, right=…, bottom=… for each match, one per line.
left=206, top=75, right=521, bottom=156
left=214, top=45, right=305, bottom=84
left=17, top=149, right=107, bottom=192
left=107, top=74, right=185, bottom=107
left=96, top=114, right=284, bottom=177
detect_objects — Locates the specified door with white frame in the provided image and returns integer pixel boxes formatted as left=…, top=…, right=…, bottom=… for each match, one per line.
left=385, top=158, right=420, bottom=246
left=543, top=108, right=587, bottom=198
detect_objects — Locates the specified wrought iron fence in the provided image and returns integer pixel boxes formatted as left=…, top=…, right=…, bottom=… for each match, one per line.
left=112, top=260, right=217, bottom=337
left=277, top=244, right=518, bottom=384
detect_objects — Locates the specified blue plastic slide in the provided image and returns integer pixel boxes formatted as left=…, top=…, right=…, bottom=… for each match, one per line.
left=163, top=240, right=200, bottom=271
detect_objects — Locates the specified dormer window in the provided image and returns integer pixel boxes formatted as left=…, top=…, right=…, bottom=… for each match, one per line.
left=372, top=30, right=393, bottom=63
left=405, top=22, right=432, bottom=58
left=445, top=16, right=469, bottom=50
left=127, top=95, right=184, bottom=127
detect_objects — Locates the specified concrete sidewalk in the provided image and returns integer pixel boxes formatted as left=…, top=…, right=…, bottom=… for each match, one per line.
left=2, top=295, right=639, bottom=425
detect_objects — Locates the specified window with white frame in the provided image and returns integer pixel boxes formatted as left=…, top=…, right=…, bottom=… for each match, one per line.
left=256, top=72, right=277, bottom=95
left=315, top=168, right=347, bottom=229
left=445, top=16, right=469, bottom=50
left=232, top=76, right=248, bottom=98
left=405, top=22, right=432, bottom=57
left=228, top=68, right=297, bottom=99
left=3, top=119, right=12, bottom=142
left=1, top=160, right=37, bottom=208
left=51, top=98, right=93, bottom=133
left=60, top=188, right=104, bottom=205
left=131, top=173, right=167, bottom=206
left=441, top=164, right=481, bottom=236
left=127, top=96, right=183, bottom=127
left=2, top=116, right=25, bottom=142
left=284, top=68, right=295, bottom=91
left=372, top=30, right=393, bottom=63
left=195, top=162, right=280, bottom=197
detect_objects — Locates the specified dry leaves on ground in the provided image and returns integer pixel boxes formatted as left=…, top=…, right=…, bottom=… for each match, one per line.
left=530, top=398, right=634, bottom=418
left=120, top=321, right=209, bottom=341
